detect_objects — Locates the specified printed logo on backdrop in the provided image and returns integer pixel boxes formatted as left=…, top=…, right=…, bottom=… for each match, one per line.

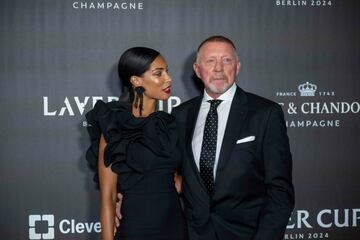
left=42, top=96, right=182, bottom=123
left=274, top=0, right=333, bottom=7
left=285, top=208, right=360, bottom=239
left=28, top=214, right=100, bottom=239
left=275, top=82, right=360, bottom=128
left=72, top=1, right=144, bottom=10
left=29, top=215, right=54, bottom=240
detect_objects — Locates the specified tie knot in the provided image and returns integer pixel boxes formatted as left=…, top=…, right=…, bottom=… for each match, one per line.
left=208, top=99, right=222, bottom=109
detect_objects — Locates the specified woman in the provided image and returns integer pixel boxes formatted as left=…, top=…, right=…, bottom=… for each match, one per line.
left=85, top=47, right=187, bottom=240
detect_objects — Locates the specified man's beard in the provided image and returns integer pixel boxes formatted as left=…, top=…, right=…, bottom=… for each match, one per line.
left=207, top=81, right=231, bottom=95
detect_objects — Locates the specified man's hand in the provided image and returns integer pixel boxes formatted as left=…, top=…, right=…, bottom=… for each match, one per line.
left=113, top=193, right=123, bottom=236
left=174, top=172, right=182, bottom=194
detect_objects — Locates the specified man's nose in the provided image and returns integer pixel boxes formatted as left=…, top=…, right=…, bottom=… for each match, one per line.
left=214, top=59, right=224, bottom=71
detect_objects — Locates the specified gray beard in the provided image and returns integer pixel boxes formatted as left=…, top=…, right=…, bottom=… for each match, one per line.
left=207, top=82, right=231, bottom=95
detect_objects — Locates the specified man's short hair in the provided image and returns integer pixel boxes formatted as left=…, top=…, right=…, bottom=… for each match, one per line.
left=197, top=35, right=237, bottom=52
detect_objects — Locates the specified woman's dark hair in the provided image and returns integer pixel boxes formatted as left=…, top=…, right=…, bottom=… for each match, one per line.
left=118, top=47, right=160, bottom=101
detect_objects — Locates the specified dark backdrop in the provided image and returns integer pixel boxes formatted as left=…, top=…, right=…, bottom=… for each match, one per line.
left=1, top=0, right=359, bottom=239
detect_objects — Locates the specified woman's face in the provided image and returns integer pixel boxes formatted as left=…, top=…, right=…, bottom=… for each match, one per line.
left=138, top=55, right=172, bottom=101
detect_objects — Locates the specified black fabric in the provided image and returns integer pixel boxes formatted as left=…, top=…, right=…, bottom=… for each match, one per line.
left=199, top=99, right=222, bottom=195
left=172, top=87, right=294, bottom=240
left=86, top=100, right=187, bottom=240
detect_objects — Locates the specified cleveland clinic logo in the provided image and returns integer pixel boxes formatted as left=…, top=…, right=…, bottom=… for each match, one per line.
left=28, top=214, right=100, bottom=239
left=29, top=215, right=54, bottom=240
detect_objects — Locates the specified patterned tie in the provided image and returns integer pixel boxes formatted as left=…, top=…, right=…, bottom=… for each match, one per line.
left=199, top=99, right=222, bottom=195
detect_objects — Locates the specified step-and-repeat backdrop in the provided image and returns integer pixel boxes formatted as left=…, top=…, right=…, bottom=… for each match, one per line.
left=1, top=0, right=359, bottom=239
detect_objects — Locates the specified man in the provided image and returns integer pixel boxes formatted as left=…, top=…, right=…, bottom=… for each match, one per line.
left=171, top=35, right=294, bottom=240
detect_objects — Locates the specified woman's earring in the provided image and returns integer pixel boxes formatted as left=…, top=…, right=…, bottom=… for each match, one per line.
left=134, top=86, right=145, bottom=116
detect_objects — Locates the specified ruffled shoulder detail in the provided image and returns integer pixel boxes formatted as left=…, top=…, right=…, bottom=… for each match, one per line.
left=85, top=100, right=131, bottom=184
left=104, top=111, right=179, bottom=191
left=85, top=101, right=178, bottom=191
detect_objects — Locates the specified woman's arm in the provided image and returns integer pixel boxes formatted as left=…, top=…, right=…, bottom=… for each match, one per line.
left=98, top=134, right=118, bottom=240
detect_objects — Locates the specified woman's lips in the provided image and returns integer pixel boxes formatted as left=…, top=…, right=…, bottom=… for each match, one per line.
left=163, top=86, right=171, bottom=94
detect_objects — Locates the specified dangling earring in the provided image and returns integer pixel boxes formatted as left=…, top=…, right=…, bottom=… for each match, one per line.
left=134, top=86, right=145, bottom=116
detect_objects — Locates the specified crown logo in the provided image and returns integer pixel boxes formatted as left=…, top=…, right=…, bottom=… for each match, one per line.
left=298, top=82, right=317, bottom=96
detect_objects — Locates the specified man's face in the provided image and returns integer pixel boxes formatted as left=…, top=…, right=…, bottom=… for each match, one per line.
left=194, top=41, right=241, bottom=98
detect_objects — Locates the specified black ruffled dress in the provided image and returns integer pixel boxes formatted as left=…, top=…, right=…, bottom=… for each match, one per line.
left=85, top=100, right=187, bottom=240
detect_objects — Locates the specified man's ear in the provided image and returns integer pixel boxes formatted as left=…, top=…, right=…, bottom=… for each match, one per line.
left=193, top=63, right=201, bottom=79
left=236, top=61, right=241, bottom=76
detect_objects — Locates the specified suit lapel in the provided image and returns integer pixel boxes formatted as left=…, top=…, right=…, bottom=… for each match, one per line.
left=215, top=87, right=248, bottom=178
left=185, top=96, right=211, bottom=203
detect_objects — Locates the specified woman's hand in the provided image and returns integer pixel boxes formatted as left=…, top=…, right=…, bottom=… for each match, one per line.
left=114, top=193, right=123, bottom=236
left=174, top=172, right=183, bottom=194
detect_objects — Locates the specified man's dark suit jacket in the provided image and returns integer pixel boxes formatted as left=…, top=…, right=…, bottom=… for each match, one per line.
left=172, top=86, right=295, bottom=240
